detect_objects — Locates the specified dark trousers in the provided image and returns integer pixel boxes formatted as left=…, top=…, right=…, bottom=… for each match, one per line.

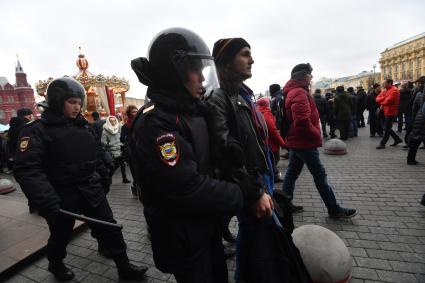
left=358, top=110, right=365, bottom=127
left=320, top=118, right=327, bottom=137
left=173, top=239, right=227, bottom=283
left=369, top=109, right=383, bottom=136
left=380, top=116, right=401, bottom=146
left=113, top=156, right=128, bottom=181
left=273, top=150, right=280, bottom=175
left=338, top=120, right=351, bottom=140
left=45, top=194, right=126, bottom=263
left=407, top=139, right=422, bottom=162
left=398, top=110, right=412, bottom=132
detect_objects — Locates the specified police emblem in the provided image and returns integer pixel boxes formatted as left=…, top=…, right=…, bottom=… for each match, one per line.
left=19, top=137, right=30, bottom=152
left=156, top=133, right=179, bottom=166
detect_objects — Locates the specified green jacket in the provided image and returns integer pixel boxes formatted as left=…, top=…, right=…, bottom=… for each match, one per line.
left=333, top=92, right=352, bottom=121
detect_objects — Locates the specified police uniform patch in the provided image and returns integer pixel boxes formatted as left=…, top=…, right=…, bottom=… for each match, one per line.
left=19, top=137, right=30, bottom=152
left=156, top=133, right=179, bottom=166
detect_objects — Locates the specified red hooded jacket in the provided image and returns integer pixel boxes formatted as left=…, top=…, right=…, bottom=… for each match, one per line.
left=376, top=85, right=400, bottom=116
left=283, top=79, right=322, bottom=149
left=256, top=98, right=285, bottom=152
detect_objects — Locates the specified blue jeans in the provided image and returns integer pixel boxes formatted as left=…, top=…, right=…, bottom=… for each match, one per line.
left=350, top=114, right=358, bottom=137
left=281, top=149, right=338, bottom=209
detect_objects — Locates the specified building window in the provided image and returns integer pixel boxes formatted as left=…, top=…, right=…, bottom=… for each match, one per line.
left=0, top=110, right=4, bottom=120
left=0, top=96, right=2, bottom=103
left=418, top=58, right=422, bottom=70
left=11, top=110, right=17, bottom=117
left=395, top=64, right=398, bottom=73
left=8, top=96, right=14, bottom=103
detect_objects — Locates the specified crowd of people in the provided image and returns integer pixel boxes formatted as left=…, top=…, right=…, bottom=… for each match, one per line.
left=0, top=27, right=424, bottom=283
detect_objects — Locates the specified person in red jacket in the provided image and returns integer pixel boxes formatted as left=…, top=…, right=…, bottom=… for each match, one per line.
left=376, top=78, right=403, bottom=149
left=256, top=97, right=285, bottom=182
left=281, top=63, right=357, bottom=218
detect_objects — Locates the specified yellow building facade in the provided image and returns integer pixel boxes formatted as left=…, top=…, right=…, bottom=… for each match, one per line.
left=379, top=32, right=425, bottom=82
left=326, top=71, right=381, bottom=91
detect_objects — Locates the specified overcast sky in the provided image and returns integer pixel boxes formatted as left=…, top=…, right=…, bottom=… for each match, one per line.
left=1, top=0, right=424, bottom=99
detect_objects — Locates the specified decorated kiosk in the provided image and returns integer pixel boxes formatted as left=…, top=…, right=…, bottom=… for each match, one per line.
left=35, top=48, right=130, bottom=120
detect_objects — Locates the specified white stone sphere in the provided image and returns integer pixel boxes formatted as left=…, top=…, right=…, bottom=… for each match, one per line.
left=0, top=178, right=15, bottom=194
left=292, top=224, right=352, bottom=283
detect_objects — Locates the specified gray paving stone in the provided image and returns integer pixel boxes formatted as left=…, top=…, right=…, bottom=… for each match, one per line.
left=352, top=267, right=380, bottom=280
left=376, top=270, right=419, bottom=283
left=355, top=257, right=392, bottom=271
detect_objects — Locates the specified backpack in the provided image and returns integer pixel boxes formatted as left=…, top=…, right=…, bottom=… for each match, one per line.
left=279, top=92, right=291, bottom=138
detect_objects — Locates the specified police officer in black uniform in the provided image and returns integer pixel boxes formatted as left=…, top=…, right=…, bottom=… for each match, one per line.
left=13, top=77, right=148, bottom=281
left=129, top=28, right=266, bottom=283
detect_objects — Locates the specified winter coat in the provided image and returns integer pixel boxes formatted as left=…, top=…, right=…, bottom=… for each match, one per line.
left=356, top=90, right=367, bottom=112
left=409, top=102, right=425, bottom=143
left=333, top=92, right=352, bottom=121
left=13, top=111, right=110, bottom=216
left=101, top=126, right=122, bottom=159
left=313, top=94, right=328, bottom=121
left=129, top=88, right=243, bottom=273
left=399, top=88, right=412, bottom=113
left=348, top=92, right=359, bottom=115
left=207, top=85, right=270, bottom=177
left=412, top=92, right=424, bottom=119
left=257, top=100, right=285, bottom=152
left=365, top=91, right=380, bottom=111
left=7, top=116, right=30, bottom=156
left=376, top=86, right=400, bottom=116
left=283, top=79, right=322, bottom=149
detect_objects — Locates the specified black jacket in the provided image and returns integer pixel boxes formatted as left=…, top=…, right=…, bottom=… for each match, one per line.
left=409, top=102, right=425, bottom=143
left=365, top=91, right=380, bottom=111
left=7, top=116, right=30, bottom=156
left=206, top=86, right=269, bottom=180
left=313, top=94, right=328, bottom=120
left=399, top=88, right=412, bottom=113
left=13, top=111, right=110, bottom=216
left=129, top=88, right=243, bottom=273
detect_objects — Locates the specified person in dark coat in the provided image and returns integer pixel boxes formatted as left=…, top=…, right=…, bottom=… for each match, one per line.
left=365, top=83, right=384, bottom=137
left=7, top=108, right=33, bottom=159
left=313, top=89, right=328, bottom=138
left=398, top=82, right=412, bottom=132
left=129, top=28, right=263, bottom=283
left=325, top=92, right=337, bottom=138
left=90, top=111, right=105, bottom=140
left=347, top=87, right=358, bottom=137
left=356, top=86, right=367, bottom=127
left=121, top=104, right=139, bottom=196
left=207, top=37, right=275, bottom=282
left=13, top=77, right=148, bottom=281
left=333, top=86, right=352, bottom=140
left=407, top=101, right=425, bottom=164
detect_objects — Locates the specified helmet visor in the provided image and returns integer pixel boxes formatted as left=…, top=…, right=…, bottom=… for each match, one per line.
left=173, top=54, right=220, bottom=97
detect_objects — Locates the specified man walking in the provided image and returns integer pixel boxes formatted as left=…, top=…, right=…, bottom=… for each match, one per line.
left=376, top=78, right=402, bottom=149
left=281, top=63, right=357, bottom=219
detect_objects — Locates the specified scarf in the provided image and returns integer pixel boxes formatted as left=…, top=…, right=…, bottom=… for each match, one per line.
left=103, top=115, right=120, bottom=135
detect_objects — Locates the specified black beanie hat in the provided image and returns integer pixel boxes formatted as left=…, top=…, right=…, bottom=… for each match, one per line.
left=291, top=63, right=313, bottom=79
left=212, top=38, right=250, bottom=67
left=269, top=84, right=281, bottom=95
left=347, top=87, right=354, bottom=93
left=17, top=108, right=33, bottom=117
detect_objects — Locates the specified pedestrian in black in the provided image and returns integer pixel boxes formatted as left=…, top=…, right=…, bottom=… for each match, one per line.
left=90, top=111, right=105, bottom=140
left=325, top=92, right=337, bottom=138
left=365, top=83, right=384, bottom=137
left=129, top=28, right=262, bottom=283
left=13, top=77, right=148, bottom=281
left=356, top=86, right=367, bottom=127
left=398, top=82, right=412, bottom=132
left=407, top=101, right=425, bottom=165
left=313, top=89, right=328, bottom=138
left=333, top=86, right=352, bottom=140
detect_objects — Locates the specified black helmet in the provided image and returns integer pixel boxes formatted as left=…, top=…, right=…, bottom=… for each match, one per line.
left=133, top=27, right=219, bottom=95
left=46, top=77, right=86, bottom=113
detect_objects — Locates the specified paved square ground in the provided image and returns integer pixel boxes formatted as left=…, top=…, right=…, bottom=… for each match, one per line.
left=3, top=125, right=425, bottom=283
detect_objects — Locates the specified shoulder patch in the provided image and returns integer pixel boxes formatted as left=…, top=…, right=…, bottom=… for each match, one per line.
left=19, top=137, right=30, bottom=152
left=143, top=104, right=155, bottom=114
left=156, top=133, right=179, bottom=166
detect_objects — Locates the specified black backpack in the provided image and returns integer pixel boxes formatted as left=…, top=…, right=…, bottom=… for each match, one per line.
left=279, top=92, right=291, bottom=138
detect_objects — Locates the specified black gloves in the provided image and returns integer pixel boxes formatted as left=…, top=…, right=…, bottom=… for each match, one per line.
left=225, top=139, right=245, bottom=168
left=238, top=174, right=263, bottom=204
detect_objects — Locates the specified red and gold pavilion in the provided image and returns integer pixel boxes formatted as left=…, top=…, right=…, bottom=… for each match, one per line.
left=35, top=48, right=130, bottom=119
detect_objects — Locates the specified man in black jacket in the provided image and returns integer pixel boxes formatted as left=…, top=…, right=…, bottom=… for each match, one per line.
left=365, top=84, right=384, bottom=137
left=13, top=77, right=148, bottom=281
left=313, top=89, right=328, bottom=138
left=129, top=28, right=264, bottom=283
left=207, top=37, right=275, bottom=282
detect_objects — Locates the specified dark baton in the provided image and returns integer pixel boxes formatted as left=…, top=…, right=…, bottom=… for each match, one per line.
left=59, top=209, right=123, bottom=229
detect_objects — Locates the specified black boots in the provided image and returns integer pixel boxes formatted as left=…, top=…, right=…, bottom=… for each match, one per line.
left=114, top=253, right=148, bottom=281
left=48, top=261, right=75, bottom=281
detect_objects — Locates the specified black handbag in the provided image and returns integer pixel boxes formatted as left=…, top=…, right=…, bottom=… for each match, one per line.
left=243, top=211, right=312, bottom=283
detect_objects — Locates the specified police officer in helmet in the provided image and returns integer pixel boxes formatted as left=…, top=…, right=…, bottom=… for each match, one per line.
left=129, top=28, right=265, bottom=283
left=13, top=77, right=148, bottom=281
